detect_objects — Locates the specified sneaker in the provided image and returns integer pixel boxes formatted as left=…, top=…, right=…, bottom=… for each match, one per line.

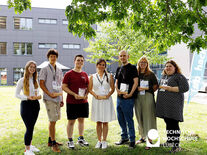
left=68, top=141, right=75, bottom=149
left=30, top=145, right=39, bottom=152
left=102, top=141, right=108, bottom=149
left=51, top=144, right=61, bottom=153
left=48, top=141, right=63, bottom=147
left=77, top=138, right=89, bottom=146
left=129, top=141, right=135, bottom=149
left=95, top=141, right=102, bottom=148
left=170, top=147, right=182, bottom=153
left=115, top=139, right=129, bottom=145
left=24, top=150, right=35, bottom=155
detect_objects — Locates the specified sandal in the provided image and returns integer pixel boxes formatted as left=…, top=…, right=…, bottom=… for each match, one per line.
left=145, top=146, right=151, bottom=150
left=136, top=138, right=146, bottom=144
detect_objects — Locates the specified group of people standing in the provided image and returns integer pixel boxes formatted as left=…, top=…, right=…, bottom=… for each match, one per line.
left=15, top=49, right=189, bottom=155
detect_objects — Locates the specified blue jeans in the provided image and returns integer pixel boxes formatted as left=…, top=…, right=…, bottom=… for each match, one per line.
left=117, top=97, right=135, bottom=142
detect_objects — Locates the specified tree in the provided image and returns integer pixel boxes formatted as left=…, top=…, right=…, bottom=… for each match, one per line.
left=65, top=0, right=207, bottom=52
left=7, top=0, right=31, bottom=14
left=85, top=22, right=168, bottom=65
left=7, top=0, right=207, bottom=52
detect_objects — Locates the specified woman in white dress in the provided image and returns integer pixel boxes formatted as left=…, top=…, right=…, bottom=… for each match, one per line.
left=89, top=59, right=116, bottom=149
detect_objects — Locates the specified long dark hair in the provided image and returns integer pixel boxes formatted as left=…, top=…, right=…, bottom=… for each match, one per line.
left=96, top=58, right=109, bottom=83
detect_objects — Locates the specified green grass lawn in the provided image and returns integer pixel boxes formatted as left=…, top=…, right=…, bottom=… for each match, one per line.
left=1, top=86, right=207, bottom=154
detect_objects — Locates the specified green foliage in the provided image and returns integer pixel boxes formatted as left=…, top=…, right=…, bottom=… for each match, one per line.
left=7, top=0, right=31, bottom=14
left=6, top=0, right=207, bottom=52
left=65, top=0, right=207, bottom=53
left=85, top=22, right=168, bottom=65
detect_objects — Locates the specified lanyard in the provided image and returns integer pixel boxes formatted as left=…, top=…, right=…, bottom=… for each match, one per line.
left=96, top=73, right=105, bottom=86
left=49, top=64, right=56, bottom=81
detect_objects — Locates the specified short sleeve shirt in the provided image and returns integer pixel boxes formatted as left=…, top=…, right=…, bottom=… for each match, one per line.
left=156, top=73, right=189, bottom=122
left=39, top=64, right=63, bottom=103
left=62, top=70, right=89, bottom=104
left=115, top=63, right=138, bottom=99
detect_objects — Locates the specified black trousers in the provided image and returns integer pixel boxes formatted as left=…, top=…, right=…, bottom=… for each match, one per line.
left=164, top=117, right=180, bottom=147
left=20, top=100, right=40, bottom=146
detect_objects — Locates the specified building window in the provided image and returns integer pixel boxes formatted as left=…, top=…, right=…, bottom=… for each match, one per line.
left=63, top=43, right=81, bottom=49
left=0, top=16, right=6, bottom=29
left=14, top=43, right=32, bottom=55
left=14, top=17, right=32, bottom=30
left=62, top=20, right=68, bottom=25
left=38, top=43, right=57, bottom=49
left=0, top=68, right=7, bottom=85
left=38, top=18, right=57, bottom=24
left=0, top=42, right=7, bottom=54
left=150, top=64, right=165, bottom=80
left=13, top=68, right=24, bottom=84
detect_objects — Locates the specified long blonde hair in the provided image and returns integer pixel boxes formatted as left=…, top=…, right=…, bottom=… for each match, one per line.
left=137, top=56, right=152, bottom=76
left=23, top=61, right=38, bottom=96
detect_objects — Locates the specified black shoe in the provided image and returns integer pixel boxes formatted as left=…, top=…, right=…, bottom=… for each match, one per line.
left=115, top=139, right=129, bottom=145
left=129, top=141, right=135, bottom=149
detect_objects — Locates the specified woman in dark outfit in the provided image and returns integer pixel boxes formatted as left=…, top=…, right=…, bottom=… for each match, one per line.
left=156, top=60, right=189, bottom=153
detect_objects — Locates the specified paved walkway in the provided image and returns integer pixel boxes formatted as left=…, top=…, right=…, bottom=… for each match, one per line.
left=185, top=92, right=207, bottom=104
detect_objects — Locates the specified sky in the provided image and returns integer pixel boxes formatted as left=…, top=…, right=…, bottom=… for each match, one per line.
left=0, top=0, right=72, bottom=9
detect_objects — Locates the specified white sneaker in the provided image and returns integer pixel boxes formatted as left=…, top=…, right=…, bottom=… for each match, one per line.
left=68, top=141, right=75, bottom=149
left=95, top=141, right=102, bottom=148
left=30, top=145, right=40, bottom=152
left=77, top=138, right=89, bottom=146
left=24, top=150, right=35, bottom=155
left=102, top=141, right=108, bottom=149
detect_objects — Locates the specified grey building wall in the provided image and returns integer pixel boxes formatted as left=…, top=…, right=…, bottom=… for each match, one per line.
left=0, top=5, right=97, bottom=85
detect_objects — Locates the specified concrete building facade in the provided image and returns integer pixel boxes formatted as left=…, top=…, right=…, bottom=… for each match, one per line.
left=0, top=5, right=96, bottom=85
